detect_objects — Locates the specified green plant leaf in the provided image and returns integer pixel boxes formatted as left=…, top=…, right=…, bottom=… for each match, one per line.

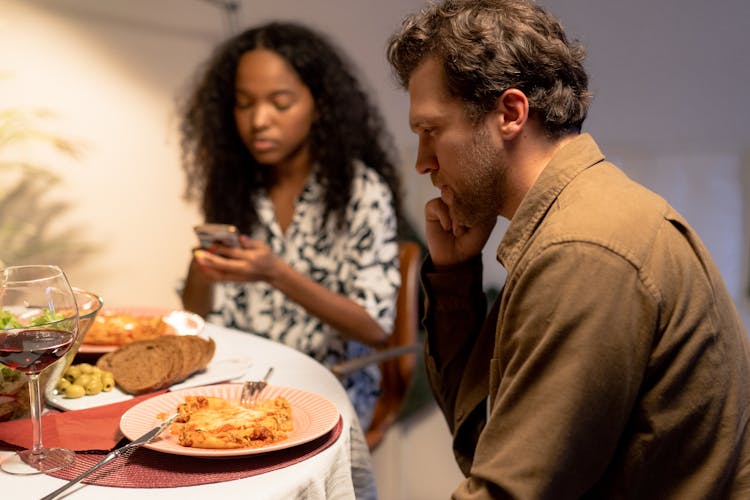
left=0, top=84, right=98, bottom=268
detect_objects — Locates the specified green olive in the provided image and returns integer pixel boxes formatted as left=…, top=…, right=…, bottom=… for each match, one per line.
left=56, top=378, right=71, bottom=392
left=78, top=363, right=95, bottom=374
left=58, top=364, right=117, bottom=397
left=64, top=384, right=86, bottom=399
left=84, top=379, right=103, bottom=395
left=64, top=365, right=81, bottom=382
left=76, top=373, right=94, bottom=387
left=101, top=375, right=115, bottom=392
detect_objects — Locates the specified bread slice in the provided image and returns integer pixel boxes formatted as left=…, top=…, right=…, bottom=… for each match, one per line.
left=192, top=335, right=215, bottom=370
left=96, top=339, right=176, bottom=394
left=96, top=335, right=215, bottom=395
left=174, top=335, right=214, bottom=380
left=158, top=336, right=189, bottom=384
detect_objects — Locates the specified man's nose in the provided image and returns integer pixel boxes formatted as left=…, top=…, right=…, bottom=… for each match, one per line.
left=414, top=141, right=437, bottom=175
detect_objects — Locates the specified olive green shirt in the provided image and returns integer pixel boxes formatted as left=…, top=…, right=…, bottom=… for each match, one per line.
left=422, top=133, right=750, bottom=499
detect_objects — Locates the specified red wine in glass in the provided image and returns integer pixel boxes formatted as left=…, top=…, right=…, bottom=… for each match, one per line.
left=0, top=329, right=75, bottom=374
left=1, top=264, right=80, bottom=476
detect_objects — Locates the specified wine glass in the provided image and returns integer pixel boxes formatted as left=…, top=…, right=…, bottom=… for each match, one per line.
left=40, top=288, right=104, bottom=403
left=0, top=265, right=80, bottom=475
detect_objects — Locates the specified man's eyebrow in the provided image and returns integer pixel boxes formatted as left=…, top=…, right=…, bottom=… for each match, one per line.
left=409, top=118, right=431, bottom=132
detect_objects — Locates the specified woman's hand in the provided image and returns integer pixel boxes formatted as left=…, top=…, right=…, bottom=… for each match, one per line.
left=424, top=197, right=497, bottom=266
left=193, top=235, right=281, bottom=283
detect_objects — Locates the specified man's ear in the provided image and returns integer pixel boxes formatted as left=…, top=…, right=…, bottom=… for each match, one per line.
left=495, top=89, right=528, bottom=140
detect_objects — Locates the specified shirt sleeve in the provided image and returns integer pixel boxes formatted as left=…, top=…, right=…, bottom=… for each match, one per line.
left=343, top=166, right=400, bottom=334
left=454, top=242, right=658, bottom=499
left=421, top=255, right=494, bottom=475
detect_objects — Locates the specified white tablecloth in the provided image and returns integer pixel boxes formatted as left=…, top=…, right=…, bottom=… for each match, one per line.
left=1, top=322, right=374, bottom=499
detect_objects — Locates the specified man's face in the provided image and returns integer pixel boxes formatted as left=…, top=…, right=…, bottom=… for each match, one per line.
left=408, top=57, right=506, bottom=227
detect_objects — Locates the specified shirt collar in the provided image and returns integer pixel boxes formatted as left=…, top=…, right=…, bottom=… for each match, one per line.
left=497, top=133, right=606, bottom=271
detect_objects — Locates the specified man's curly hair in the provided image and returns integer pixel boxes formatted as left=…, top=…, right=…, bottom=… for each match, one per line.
left=387, top=0, right=592, bottom=138
left=180, top=22, right=402, bottom=234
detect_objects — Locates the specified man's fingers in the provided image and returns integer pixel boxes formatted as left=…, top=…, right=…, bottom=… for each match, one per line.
left=425, top=198, right=453, bottom=232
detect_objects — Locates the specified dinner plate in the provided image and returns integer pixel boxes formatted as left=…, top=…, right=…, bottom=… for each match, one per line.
left=45, top=357, right=252, bottom=411
left=119, top=383, right=340, bottom=457
left=78, top=307, right=206, bottom=354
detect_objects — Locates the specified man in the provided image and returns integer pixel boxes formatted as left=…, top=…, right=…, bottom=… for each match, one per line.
left=387, top=0, right=750, bottom=498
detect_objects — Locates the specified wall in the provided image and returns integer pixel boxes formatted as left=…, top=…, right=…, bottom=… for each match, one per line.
left=0, top=0, right=426, bottom=307
left=0, top=0, right=219, bottom=306
left=1, top=1, right=749, bottom=498
left=5, top=0, right=748, bottom=309
left=548, top=0, right=750, bottom=323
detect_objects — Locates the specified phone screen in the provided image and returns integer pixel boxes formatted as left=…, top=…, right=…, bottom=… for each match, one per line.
left=194, top=224, right=240, bottom=248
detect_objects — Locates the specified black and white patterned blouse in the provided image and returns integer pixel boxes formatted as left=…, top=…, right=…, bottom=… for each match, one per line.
left=207, top=161, right=400, bottom=429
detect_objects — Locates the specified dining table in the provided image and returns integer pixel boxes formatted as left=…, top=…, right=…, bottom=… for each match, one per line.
left=0, top=321, right=375, bottom=499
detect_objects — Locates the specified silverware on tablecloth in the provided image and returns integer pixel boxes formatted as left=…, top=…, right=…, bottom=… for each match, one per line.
left=240, top=366, right=274, bottom=407
left=39, top=413, right=179, bottom=500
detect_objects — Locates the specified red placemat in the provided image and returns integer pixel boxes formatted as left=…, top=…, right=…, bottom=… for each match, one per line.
left=0, top=391, right=168, bottom=452
left=44, top=416, right=342, bottom=488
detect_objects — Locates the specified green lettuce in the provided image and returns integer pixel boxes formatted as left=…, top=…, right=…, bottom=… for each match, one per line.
left=0, top=308, right=64, bottom=329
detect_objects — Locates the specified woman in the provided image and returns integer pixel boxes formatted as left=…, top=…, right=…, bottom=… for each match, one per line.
left=179, top=21, right=402, bottom=429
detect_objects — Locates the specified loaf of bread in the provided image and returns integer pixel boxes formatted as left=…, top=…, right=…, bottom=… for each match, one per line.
left=96, top=335, right=215, bottom=395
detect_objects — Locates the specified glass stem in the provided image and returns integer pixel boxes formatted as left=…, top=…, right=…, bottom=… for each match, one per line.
left=27, top=373, right=45, bottom=456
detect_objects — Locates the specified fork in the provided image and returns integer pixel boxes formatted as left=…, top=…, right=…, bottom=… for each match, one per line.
left=240, top=367, right=273, bottom=407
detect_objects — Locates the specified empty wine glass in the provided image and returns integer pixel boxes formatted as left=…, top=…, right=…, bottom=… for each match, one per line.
left=0, top=265, right=80, bottom=475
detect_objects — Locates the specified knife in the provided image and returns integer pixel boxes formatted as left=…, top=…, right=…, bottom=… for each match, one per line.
left=40, top=413, right=179, bottom=500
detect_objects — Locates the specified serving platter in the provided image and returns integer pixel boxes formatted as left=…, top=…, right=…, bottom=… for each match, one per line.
left=78, top=307, right=205, bottom=354
left=45, top=357, right=251, bottom=411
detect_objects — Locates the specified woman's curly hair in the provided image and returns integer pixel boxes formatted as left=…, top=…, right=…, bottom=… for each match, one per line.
left=387, top=0, right=592, bottom=138
left=180, top=22, right=402, bottom=234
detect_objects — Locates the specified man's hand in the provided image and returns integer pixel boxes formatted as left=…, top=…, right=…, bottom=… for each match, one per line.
left=424, top=198, right=496, bottom=266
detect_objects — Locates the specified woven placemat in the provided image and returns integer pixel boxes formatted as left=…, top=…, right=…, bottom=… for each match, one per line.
left=44, top=416, right=342, bottom=488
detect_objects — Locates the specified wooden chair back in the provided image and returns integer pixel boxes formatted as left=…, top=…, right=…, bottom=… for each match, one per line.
left=365, top=240, right=421, bottom=450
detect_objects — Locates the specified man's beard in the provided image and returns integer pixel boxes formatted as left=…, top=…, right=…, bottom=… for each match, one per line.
left=449, top=125, right=506, bottom=227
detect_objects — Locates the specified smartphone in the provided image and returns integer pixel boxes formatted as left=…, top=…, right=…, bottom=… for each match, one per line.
left=194, top=223, right=241, bottom=248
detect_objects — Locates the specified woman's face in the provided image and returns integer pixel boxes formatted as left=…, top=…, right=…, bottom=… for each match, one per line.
left=233, top=49, right=316, bottom=169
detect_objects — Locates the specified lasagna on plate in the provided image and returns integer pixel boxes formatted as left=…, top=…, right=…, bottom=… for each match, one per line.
left=168, top=395, right=293, bottom=449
